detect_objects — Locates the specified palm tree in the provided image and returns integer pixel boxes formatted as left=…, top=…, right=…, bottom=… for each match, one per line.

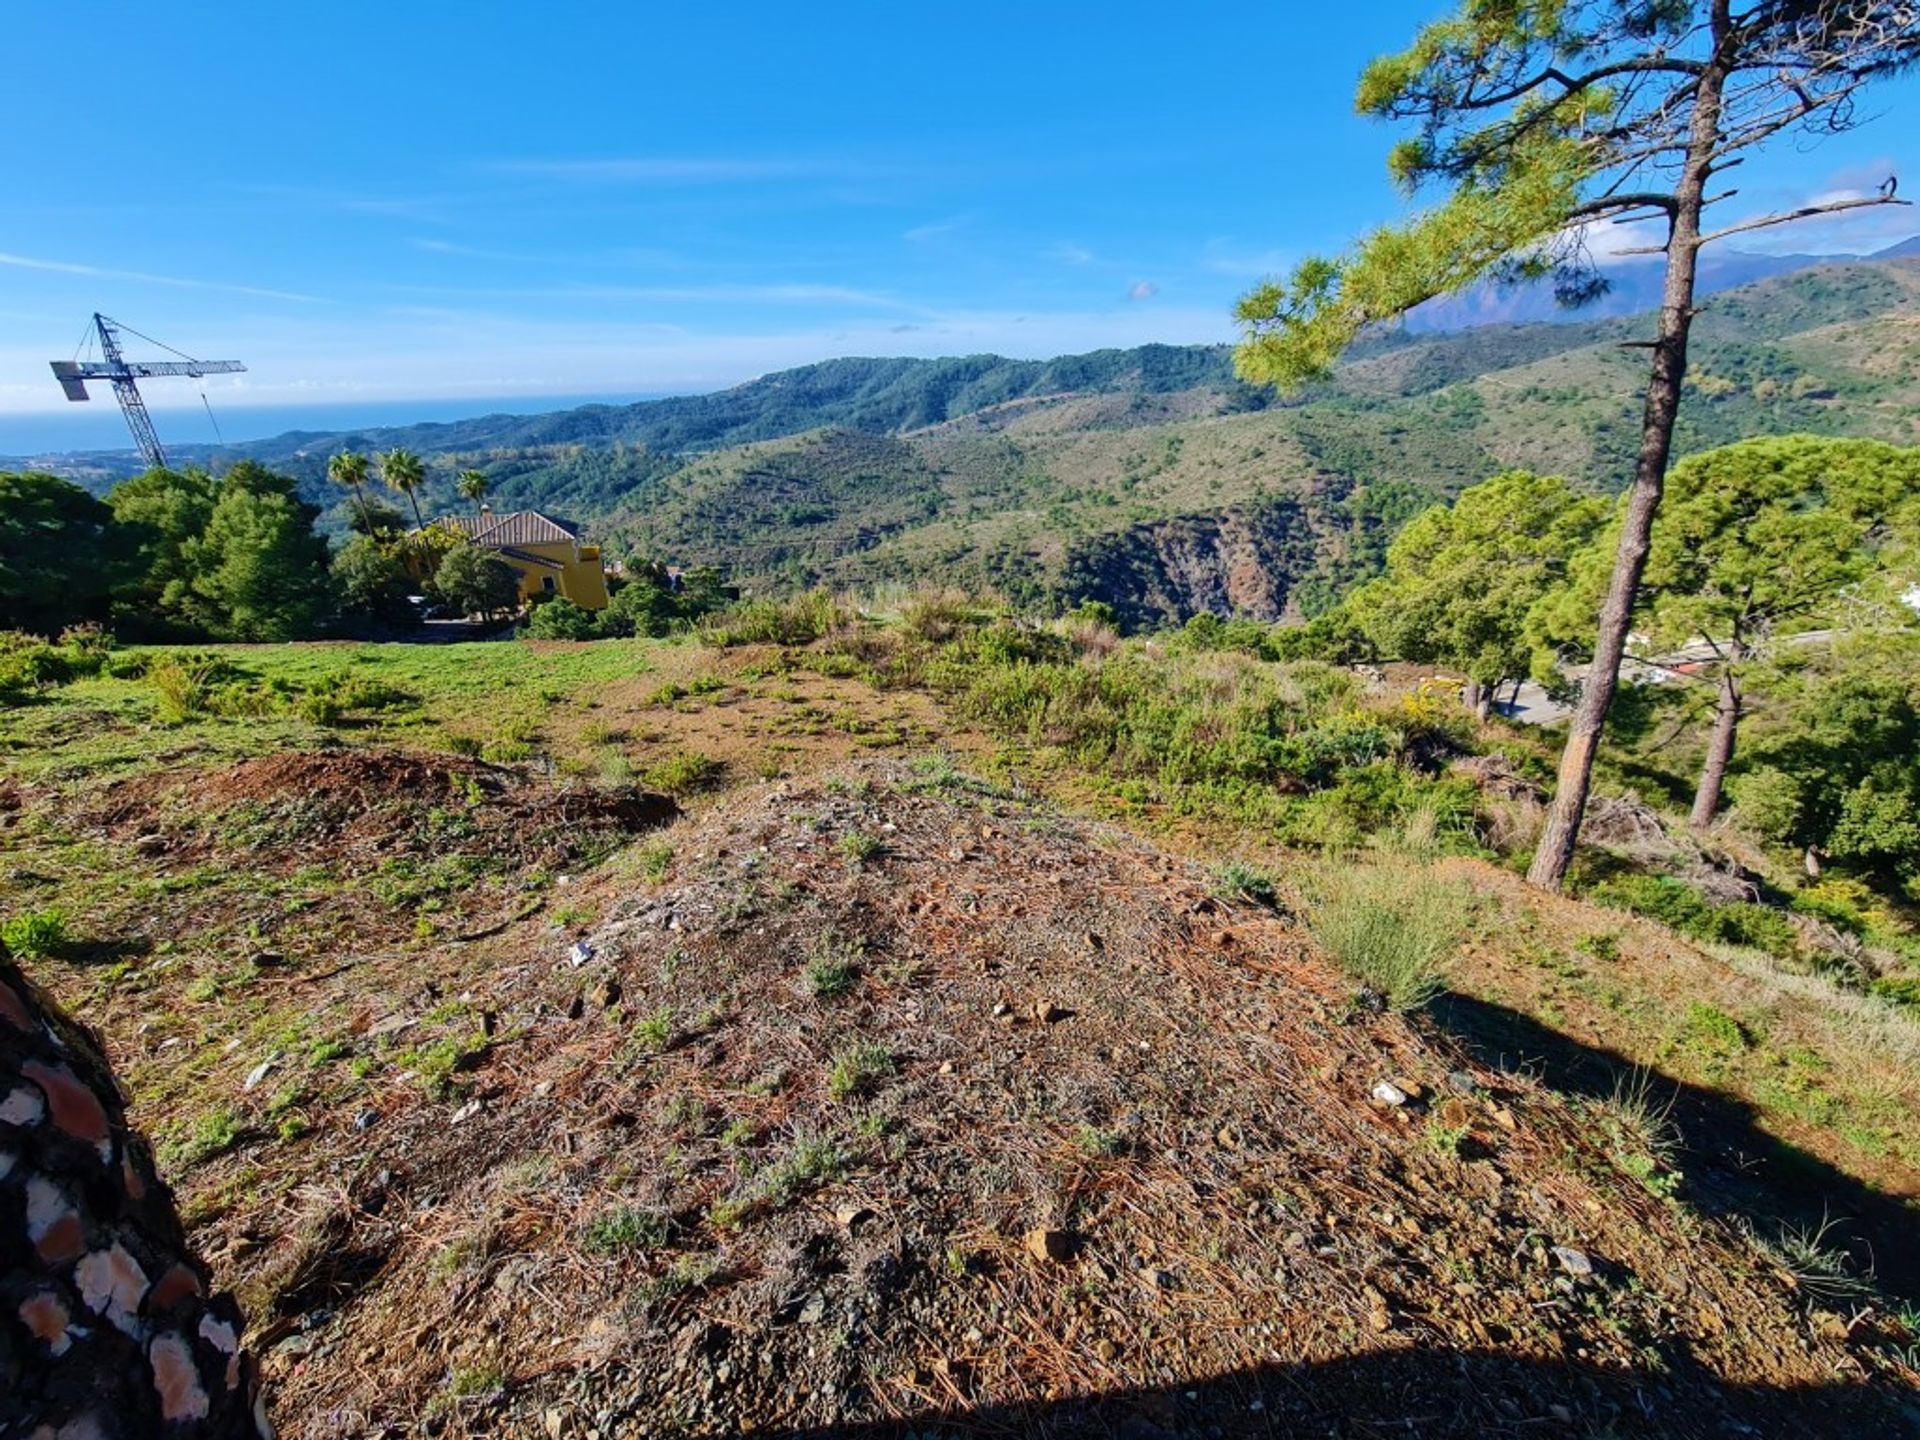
left=328, top=451, right=374, bottom=533
left=381, top=448, right=427, bottom=529
left=456, top=468, right=490, bottom=516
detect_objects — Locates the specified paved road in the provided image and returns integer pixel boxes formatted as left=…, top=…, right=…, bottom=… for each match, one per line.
left=1493, top=631, right=1840, bottom=727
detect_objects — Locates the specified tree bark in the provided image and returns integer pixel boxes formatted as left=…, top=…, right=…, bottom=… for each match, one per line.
left=1463, top=678, right=1484, bottom=717
left=1690, top=657, right=1742, bottom=830
left=1475, top=685, right=1493, bottom=723
left=1527, top=17, right=1731, bottom=891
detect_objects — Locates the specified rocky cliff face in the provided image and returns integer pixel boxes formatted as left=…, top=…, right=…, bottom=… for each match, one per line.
left=1056, top=495, right=1333, bottom=629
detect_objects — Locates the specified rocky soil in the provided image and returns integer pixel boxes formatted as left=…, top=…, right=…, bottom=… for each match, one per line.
left=145, top=759, right=1913, bottom=1438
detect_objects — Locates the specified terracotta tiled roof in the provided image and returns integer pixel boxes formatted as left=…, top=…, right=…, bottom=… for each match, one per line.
left=471, top=511, right=580, bottom=546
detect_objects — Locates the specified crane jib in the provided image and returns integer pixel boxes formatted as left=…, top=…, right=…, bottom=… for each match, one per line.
left=45, top=314, right=246, bottom=468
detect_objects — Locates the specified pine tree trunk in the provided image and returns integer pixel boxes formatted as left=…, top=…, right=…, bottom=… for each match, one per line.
left=1463, top=679, right=1483, bottom=716
left=1690, top=662, right=1741, bottom=830
left=1475, top=685, right=1493, bottom=723
left=1527, top=38, right=1731, bottom=891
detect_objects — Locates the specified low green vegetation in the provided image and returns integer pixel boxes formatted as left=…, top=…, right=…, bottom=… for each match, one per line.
left=1304, top=863, right=1467, bottom=1011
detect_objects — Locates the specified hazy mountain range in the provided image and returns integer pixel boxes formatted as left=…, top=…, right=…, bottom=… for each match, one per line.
left=14, top=245, right=1920, bottom=627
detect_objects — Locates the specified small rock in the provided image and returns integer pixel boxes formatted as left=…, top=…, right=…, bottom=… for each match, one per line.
left=1034, top=1000, right=1069, bottom=1024
left=1811, top=1309, right=1850, bottom=1341
left=1370, top=1081, right=1410, bottom=1108
left=250, top=950, right=286, bottom=969
left=991, top=1002, right=1011, bottom=1018
left=1094, top=1337, right=1119, bottom=1362
left=450, top=1099, right=483, bottom=1125
left=1445, top=1070, right=1478, bottom=1095
left=353, top=1109, right=379, bottom=1131
left=568, top=941, right=595, bottom=967
left=594, top=976, right=622, bottom=1009
left=543, top=1407, right=566, bottom=1439
left=1025, top=1228, right=1076, bottom=1265
left=1551, top=1246, right=1594, bottom=1277
left=835, top=1205, right=877, bottom=1233
left=797, top=1293, right=827, bottom=1325
left=938, top=1061, right=954, bottom=1075
left=1491, top=1106, right=1518, bottom=1131
left=242, top=1059, right=277, bottom=1093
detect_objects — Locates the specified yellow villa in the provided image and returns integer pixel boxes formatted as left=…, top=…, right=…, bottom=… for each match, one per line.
left=448, top=509, right=609, bottom=610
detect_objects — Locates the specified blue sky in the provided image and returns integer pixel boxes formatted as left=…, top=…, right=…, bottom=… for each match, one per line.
left=3, top=1, right=1915, bottom=437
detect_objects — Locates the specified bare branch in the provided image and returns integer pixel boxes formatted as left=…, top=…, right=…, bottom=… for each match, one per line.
left=1695, top=193, right=1911, bottom=247
left=1566, top=193, right=1681, bottom=220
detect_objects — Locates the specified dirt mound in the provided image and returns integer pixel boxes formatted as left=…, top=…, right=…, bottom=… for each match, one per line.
left=222, top=762, right=1913, bottom=1438
left=85, top=748, right=675, bottom=867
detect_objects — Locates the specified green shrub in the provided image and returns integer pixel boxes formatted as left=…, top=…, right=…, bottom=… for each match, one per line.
left=1791, top=880, right=1874, bottom=937
left=1, top=908, right=70, bottom=960
left=103, top=651, right=153, bottom=680
left=1679, top=1002, right=1749, bottom=1059
left=584, top=1205, right=668, bottom=1253
left=837, top=831, right=884, bottom=866
left=1868, top=975, right=1920, bottom=1011
left=641, top=750, right=719, bottom=796
left=1707, top=902, right=1799, bottom=959
left=524, top=598, right=601, bottom=641
left=826, top=1040, right=894, bottom=1101
left=1306, top=865, right=1466, bottom=1010
left=804, top=929, right=864, bottom=999
left=1588, top=874, right=1715, bottom=935
left=0, top=632, right=71, bottom=701
left=1214, top=861, right=1279, bottom=907
left=148, top=656, right=232, bottom=724
left=701, top=592, right=847, bottom=647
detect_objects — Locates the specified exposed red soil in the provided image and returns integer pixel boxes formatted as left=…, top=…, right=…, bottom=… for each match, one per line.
left=161, top=761, right=1912, bottom=1439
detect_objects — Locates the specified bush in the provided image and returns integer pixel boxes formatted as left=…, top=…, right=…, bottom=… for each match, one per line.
left=148, top=655, right=232, bottom=724
left=0, top=632, right=71, bottom=701
left=641, top=750, right=719, bottom=796
left=1306, top=864, right=1466, bottom=1010
left=524, top=598, right=600, bottom=640
left=899, top=589, right=976, bottom=644
left=1, top=908, right=70, bottom=960
left=1707, top=902, right=1799, bottom=960
left=700, top=592, right=848, bottom=647
left=1868, top=975, right=1920, bottom=1011
left=1790, top=880, right=1875, bottom=937
left=1588, top=874, right=1715, bottom=935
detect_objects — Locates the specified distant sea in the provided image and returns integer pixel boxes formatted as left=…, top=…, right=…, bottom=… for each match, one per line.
left=0, top=392, right=672, bottom=457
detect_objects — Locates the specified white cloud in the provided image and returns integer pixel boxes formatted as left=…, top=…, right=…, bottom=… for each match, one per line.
left=484, top=157, right=835, bottom=184
left=1127, top=280, right=1159, bottom=302
left=1047, top=242, right=1095, bottom=266
left=903, top=214, right=972, bottom=243
left=383, top=281, right=917, bottom=309
left=0, top=250, right=320, bottom=304
left=1198, top=242, right=1293, bottom=278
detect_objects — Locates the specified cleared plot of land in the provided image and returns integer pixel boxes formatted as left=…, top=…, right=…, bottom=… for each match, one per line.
left=3, top=638, right=1918, bottom=1436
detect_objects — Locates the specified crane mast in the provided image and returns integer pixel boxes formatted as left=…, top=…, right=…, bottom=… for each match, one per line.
left=49, top=313, right=246, bottom=470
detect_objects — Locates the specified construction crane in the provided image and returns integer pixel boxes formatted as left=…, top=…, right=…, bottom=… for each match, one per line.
left=50, top=313, right=245, bottom=470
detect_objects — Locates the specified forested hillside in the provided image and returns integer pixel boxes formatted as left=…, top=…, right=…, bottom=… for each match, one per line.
left=26, top=256, right=1920, bottom=626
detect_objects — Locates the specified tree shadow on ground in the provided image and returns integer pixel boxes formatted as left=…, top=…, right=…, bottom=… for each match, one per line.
left=1430, top=991, right=1920, bottom=1304
left=738, top=1345, right=1916, bottom=1439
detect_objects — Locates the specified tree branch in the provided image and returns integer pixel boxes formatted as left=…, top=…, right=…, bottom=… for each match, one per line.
left=1695, top=192, right=1910, bottom=246
left=1566, top=192, right=1681, bottom=220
